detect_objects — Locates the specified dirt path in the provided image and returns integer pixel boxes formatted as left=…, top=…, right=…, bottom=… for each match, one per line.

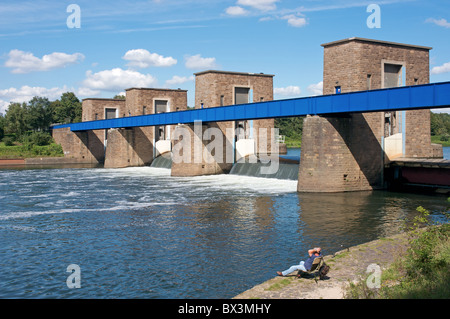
left=233, top=232, right=410, bottom=299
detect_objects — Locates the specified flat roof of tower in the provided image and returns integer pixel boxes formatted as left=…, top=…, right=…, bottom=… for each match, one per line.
left=82, top=98, right=126, bottom=102
left=194, top=70, right=275, bottom=77
left=125, top=87, right=188, bottom=92
left=321, top=37, right=432, bottom=50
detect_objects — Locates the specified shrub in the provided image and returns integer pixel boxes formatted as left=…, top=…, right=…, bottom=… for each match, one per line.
left=440, top=134, right=449, bottom=142
left=22, top=131, right=53, bottom=146
left=3, top=136, right=15, bottom=146
left=345, top=205, right=449, bottom=299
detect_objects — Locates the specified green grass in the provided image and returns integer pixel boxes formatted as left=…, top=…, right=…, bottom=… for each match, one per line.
left=345, top=206, right=450, bottom=299
left=431, top=135, right=450, bottom=147
left=266, top=278, right=294, bottom=291
left=0, top=142, right=64, bottom=159
left=284, top=136, right=301, bottom=148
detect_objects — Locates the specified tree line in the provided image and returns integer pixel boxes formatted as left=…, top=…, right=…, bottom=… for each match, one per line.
left=431, top=112, right=450, bottom=141
left=0, top=92, right=82, bottom=144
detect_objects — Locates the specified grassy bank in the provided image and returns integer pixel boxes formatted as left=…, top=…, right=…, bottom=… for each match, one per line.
left=431, top=135, right=450, bottom=147
left=284, top=136, right=301, bottom=148
left=345, top=206, right=449, bottom=299
left=0, top=142, right=64, bottom=159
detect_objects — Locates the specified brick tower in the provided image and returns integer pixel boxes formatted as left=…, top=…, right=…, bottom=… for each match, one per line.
left=297, top=37, right=436, bottom=192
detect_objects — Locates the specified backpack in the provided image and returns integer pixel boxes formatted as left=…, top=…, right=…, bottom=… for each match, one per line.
left=319, top=263, right=330, bottom=280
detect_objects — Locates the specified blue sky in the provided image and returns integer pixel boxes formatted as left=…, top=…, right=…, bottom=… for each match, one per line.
left=0, top=0, right=450, bottom=114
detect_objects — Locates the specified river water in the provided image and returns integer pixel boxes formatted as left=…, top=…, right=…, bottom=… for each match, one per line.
left=0, top=148, right=448, bottom=299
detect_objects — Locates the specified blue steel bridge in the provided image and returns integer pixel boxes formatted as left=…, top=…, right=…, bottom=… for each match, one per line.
left=53, top=81, right=450, bottom=132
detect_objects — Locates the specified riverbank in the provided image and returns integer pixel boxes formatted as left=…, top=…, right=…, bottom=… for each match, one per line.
left=0, top=157, right=100, bottom=169
left=0, top=142, right=63, bottom=159
left=233, top=232, right=411, bottom=299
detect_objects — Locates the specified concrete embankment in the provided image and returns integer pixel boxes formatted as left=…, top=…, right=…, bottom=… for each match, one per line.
left=0, top=157, right=100, bottom=168
left=0, top=159, right=26, bottom=165
left=233, top=232, right=410, bottom=299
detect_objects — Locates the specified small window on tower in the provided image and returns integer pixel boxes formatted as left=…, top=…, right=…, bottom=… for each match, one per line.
left=335, top=86, right=341, bottom=94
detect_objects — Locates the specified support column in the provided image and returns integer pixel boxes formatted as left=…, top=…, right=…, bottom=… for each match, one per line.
left=52, top=127, right=104, bottom=164
left=170, top=122, right=233, bottom=177
left=297, top=114, right=385, bottom=192
left=104, top=127, right=153, bottom=168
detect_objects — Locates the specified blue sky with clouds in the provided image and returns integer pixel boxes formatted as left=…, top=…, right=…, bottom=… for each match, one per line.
left=0, top=0, right=449, bottom=114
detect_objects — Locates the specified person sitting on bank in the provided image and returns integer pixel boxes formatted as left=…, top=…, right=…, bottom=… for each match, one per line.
left=277, top=247, right=322, bottom=276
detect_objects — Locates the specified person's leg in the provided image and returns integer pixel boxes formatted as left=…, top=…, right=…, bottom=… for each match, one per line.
left=279, top=261, right=306, bottom=276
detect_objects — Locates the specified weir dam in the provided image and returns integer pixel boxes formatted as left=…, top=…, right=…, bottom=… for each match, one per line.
left=52, top=37, right=450, bottom=193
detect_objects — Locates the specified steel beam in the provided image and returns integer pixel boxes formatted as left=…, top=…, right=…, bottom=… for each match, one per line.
left=53, top=81, right=450, bottom=132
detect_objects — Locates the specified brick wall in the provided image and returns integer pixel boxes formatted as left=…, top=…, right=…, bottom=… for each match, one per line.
left=52, top=127, right=104, bottom=164
left=103, top=127, right=154, bottom=168
left=82, top=99, right=126, bottom=121
left=171, top=123, right=233, bottom=176
left=297, top=115, right=384, bottom=192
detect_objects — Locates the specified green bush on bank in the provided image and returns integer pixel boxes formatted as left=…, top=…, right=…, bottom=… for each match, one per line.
left=345, top=203, right=450, bottom=299
left=0, top=142, right=64, bottom=159
left=431, top=135, right=450, bottom=147
left=0, top=131, right=64, bottom=159
left=21, top=131, right=54, bottom=146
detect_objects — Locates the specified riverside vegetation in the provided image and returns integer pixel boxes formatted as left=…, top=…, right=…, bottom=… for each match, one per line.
left=0, top=93, right=81, bottom=159
left=345, top=201, right=450, bottom=299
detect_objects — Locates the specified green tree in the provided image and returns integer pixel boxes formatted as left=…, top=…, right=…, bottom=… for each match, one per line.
left=26, top=96, right=53, bottom=132
left=275, top=117, right=304, bottom=139
left=51, top=92, right=82, bottom=124
left=5, top=102, right=29, bottom=136
left=0, top=114, right=5, bottom=140
left=430, top=111, right=450, bottom=136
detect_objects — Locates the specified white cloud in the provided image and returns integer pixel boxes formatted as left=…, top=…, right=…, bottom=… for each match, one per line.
left=432, top=107, right=450, bottom=114
left=122, top=49, right=177, bottom=68
left=0, top=85, right=69, bottom=114
left=77, top=87, right=101, bottom=97
left=0, top=100, right=9, bottom=115
left=237, top=0, right=279, bottom=11
left=426, top=18, right=450, bottom=28
left=431, top=62, right=450, bottom=75
left=185, top=54, right=218, bottom=70
left=274, top=86, right=301, bottom=97
left=5, top=49, right=84, bottom=74
left=307, top=81, right=323, bottom=96
left=165, top=75, right=194, bottom=87
left=259, top=16, right=274, bottom=22
left=225, top=6, right=248, bottom=16
left=282, top=14, right=307, bottom=27
left=81, top=68, right=158, bottom=92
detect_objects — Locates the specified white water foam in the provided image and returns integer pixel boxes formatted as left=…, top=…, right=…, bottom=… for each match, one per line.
left=0, top=201, right=177, bottom=221
left=0, top=167, right=297, bottom=221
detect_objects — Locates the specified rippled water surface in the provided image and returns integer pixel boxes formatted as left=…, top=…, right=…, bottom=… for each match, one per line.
left=0, top=159, right=448, bottom=298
